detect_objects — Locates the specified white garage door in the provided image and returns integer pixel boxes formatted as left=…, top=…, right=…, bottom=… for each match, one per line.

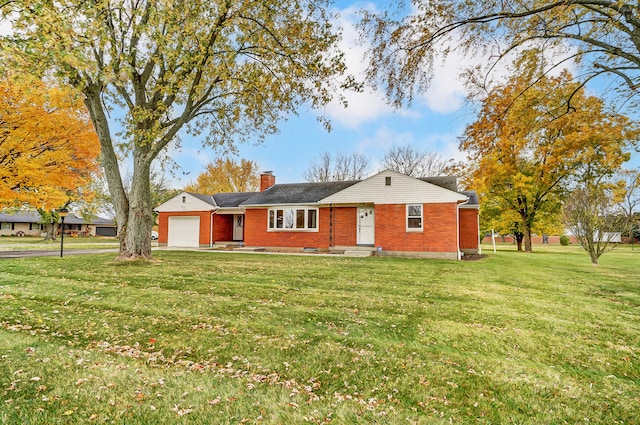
left=168, top=216, right=200, bottom=247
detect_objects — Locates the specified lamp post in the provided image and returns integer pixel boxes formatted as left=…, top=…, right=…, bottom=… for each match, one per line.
left=58, top=208, right=68, bottom=257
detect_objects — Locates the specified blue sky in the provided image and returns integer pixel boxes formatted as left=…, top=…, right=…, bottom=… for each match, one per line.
left=169, top=1, right=477, bottom=187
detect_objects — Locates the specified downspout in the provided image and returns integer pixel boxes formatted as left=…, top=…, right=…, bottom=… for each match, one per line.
left=477, top=210, right=482, bottom=255
left=209, top=209, right=218, bottom=248
left=457, top=198, right=469, bottom=260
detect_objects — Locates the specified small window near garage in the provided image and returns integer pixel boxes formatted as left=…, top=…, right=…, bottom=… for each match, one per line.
left=385, top=176, right=391, bottom=186
left=182, top=196, right=186, bottom=203
left=407, top=204, right=423, bottom=231
left=1, top=222, right=13, bottom=230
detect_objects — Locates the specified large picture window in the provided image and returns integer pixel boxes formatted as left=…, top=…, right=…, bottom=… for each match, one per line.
left=407, top=204, right=423, bottom=231
left=268, top=207, right=318, bottom=231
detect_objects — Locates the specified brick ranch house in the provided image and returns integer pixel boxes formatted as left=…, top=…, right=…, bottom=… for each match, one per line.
left=155, top=170, right=480, bottom=259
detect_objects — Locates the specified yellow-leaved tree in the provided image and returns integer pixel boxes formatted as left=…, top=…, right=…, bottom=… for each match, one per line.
left=0, top=74, right=100, bottom=211
left=185, top=158, right=259, bottom=194
left=462, top=60, right=635, bottom=252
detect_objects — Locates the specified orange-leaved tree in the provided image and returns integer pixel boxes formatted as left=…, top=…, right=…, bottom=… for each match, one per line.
left=462, top=62, right=635, bottom=252
left=185, top=158, right=260, bottom=194
left=0, top=75, right=101, bottom=211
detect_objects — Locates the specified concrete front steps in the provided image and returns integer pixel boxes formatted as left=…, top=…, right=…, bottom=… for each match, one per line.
left=331, top=246, right=377, bottom=257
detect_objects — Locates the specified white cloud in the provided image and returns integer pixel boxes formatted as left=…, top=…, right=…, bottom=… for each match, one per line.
left=0, top=18, right=13, bottom=36
left=323, top=5, right=400, bottom=128
left=419, top=51, right=469, bottom=114
left=353, top=125, right=467, bottom=174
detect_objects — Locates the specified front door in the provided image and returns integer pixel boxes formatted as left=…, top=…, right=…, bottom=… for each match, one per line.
left=357, top=207, right=375, bottom=245
left=233, top=214, right=244, bottom=241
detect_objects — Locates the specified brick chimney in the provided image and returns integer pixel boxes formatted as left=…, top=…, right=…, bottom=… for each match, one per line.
left=260, top=171, right=276, bottom=192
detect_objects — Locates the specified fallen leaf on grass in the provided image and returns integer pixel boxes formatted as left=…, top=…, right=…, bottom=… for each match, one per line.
left=171, top=404, right=193, bottom=416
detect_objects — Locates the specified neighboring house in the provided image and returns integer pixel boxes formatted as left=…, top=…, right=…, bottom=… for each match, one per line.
left=0, top=210, right=117, bottom=237
left=155, top=170, right=480, bottom=259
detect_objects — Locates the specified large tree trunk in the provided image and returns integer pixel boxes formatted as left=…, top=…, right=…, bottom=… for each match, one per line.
left=43, top=222, right=57, bottom=241
left=524, top=227, right=533, bottom=252
left=515, top=233, right=524, bottom=251
left=83, top=85, right=130, bottom=256
left=119, top=152, right=154, bottom=259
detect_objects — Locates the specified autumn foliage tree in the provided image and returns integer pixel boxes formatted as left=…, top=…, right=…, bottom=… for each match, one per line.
left=0, top=74, right=100, bottom=211
left=1, top=0, right=353, bottom=260
left=185, top=158, right=259, bottom=194
left=462, top=64, right=635, bottom=252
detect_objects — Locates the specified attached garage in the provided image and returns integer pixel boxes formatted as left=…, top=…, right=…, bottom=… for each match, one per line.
left=168, top=216, right=200, bottom=247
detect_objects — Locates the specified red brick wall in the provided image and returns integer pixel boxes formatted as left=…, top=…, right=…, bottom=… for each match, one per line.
left=244, top=208, right=332, bottom=248
left=157, top=211, right=213, bottom=245
left=459, top=208, right=479, bottom=250
left=213, top=214, right=234, bottom=242
left=375, top=203, right=459, bottom=252
left=332, top=207, right=357, bottom=246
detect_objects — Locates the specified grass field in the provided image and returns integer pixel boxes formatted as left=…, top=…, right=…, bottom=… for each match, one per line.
left=0, top=236, right=120, bottom=251
left=0, top=245, right=638, bottom=424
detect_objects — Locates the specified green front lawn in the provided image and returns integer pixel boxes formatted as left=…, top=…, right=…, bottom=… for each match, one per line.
left=0, top=236, right=120, bottom=251
left=0, top=247, right=638, bottom=424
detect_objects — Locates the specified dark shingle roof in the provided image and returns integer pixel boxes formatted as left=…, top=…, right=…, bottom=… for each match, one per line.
left=64, top=215, right=115, bottom=225
left=0, top=210, right=115, bottom=225
left=187, top=192, right=217, bottom=207
left=418, top=176, right=458, bottom=192
left=0, top=211, right=40, bottom=223
left=213, top=192, right=257, bottom=208
left=241, top=181, right=359, bottom=206
left=460, top=191, right=479, bottom=206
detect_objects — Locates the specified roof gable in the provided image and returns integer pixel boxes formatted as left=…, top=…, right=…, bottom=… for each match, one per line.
left=154, top=192, right=217, bottom=212
left=321, top=169, right=468, bottom=204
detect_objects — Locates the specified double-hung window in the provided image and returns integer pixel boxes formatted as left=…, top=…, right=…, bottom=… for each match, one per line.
left=406, top=204, right=423, bottom=231
left=269, top=207, right=318, bottom=231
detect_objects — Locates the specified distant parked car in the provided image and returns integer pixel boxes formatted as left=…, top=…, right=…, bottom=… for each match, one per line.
left=151, top=231, right=158, bottom=240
